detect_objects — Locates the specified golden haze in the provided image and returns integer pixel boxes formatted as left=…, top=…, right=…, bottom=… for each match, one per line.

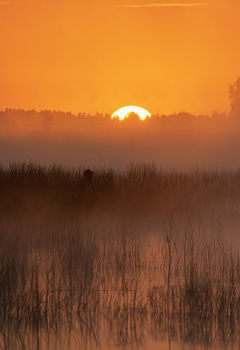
left=0, top=0, right=240, bottom=115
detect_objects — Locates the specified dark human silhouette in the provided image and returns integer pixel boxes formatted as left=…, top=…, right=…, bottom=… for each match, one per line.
left=72, top=169, right=98, bottom=210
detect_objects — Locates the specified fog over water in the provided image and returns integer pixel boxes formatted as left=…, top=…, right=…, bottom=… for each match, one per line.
left=2, top=109, right=240, bottom=350
left=1, top=109, right=240, bottom=170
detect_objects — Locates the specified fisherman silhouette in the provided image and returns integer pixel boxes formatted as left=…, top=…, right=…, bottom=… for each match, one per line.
left=72, top=169, right=98, bottom=210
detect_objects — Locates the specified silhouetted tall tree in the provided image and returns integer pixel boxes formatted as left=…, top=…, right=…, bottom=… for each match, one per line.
left=229, top=77, right=240, bottom=117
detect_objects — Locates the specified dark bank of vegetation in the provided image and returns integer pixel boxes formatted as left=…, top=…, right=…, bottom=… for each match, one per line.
left=1, top=77, right=240, bottom=171
left=0, top=107, right=237, bottom=134
left=0, top=77, right=240, bottom=134
left=1, top=161, right=240, bottom=220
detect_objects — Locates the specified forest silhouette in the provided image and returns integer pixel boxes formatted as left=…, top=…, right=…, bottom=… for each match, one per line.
left=1, top=78, right=240, bottom=169
left=1, top=79, right=240, bottom=350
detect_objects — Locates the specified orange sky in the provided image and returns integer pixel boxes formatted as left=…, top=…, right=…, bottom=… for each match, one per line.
left=1, top=0, right=240, bottom=116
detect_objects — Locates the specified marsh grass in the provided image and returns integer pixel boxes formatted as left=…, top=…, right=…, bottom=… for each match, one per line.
left=1, top=161, right=240, bottom=219
left=1, top=162, right=240, bottom=349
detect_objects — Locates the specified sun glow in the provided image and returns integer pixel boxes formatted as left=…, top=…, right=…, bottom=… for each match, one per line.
left=111, top=106, right=151, bottom=121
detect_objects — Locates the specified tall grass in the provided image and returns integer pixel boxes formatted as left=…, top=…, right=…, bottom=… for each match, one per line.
left=1, top=162, right=240, bottom=349
left=1, top=161, right=240, bottom=218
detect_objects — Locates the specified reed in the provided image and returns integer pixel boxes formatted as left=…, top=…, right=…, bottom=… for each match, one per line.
left=1, top=161, right=240, bottom=219
left=0, top=219, right=239, bottom=349
left=0, top=162, right=240, bottom=349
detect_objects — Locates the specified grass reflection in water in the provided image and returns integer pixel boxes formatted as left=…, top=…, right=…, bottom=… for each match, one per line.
left=1, top=162, right=240, bottom=349
left=0, top=221, right=240, bottom=350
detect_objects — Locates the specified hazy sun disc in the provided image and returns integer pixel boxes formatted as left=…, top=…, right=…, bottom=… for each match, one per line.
left=111, top=106, right=151, bottom=120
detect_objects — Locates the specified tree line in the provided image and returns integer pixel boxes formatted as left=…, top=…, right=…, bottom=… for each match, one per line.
left=0, top=77, right=240, bottom=131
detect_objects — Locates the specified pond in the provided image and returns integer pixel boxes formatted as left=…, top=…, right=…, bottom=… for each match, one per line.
left=1, top=204, right=240, bottom=350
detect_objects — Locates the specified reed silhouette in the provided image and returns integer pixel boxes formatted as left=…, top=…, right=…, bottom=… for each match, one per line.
left=0, top=162, right=240, bottom=349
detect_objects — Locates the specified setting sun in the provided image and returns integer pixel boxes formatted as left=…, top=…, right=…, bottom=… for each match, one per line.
left=111, top=106, right=151, bottom=120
